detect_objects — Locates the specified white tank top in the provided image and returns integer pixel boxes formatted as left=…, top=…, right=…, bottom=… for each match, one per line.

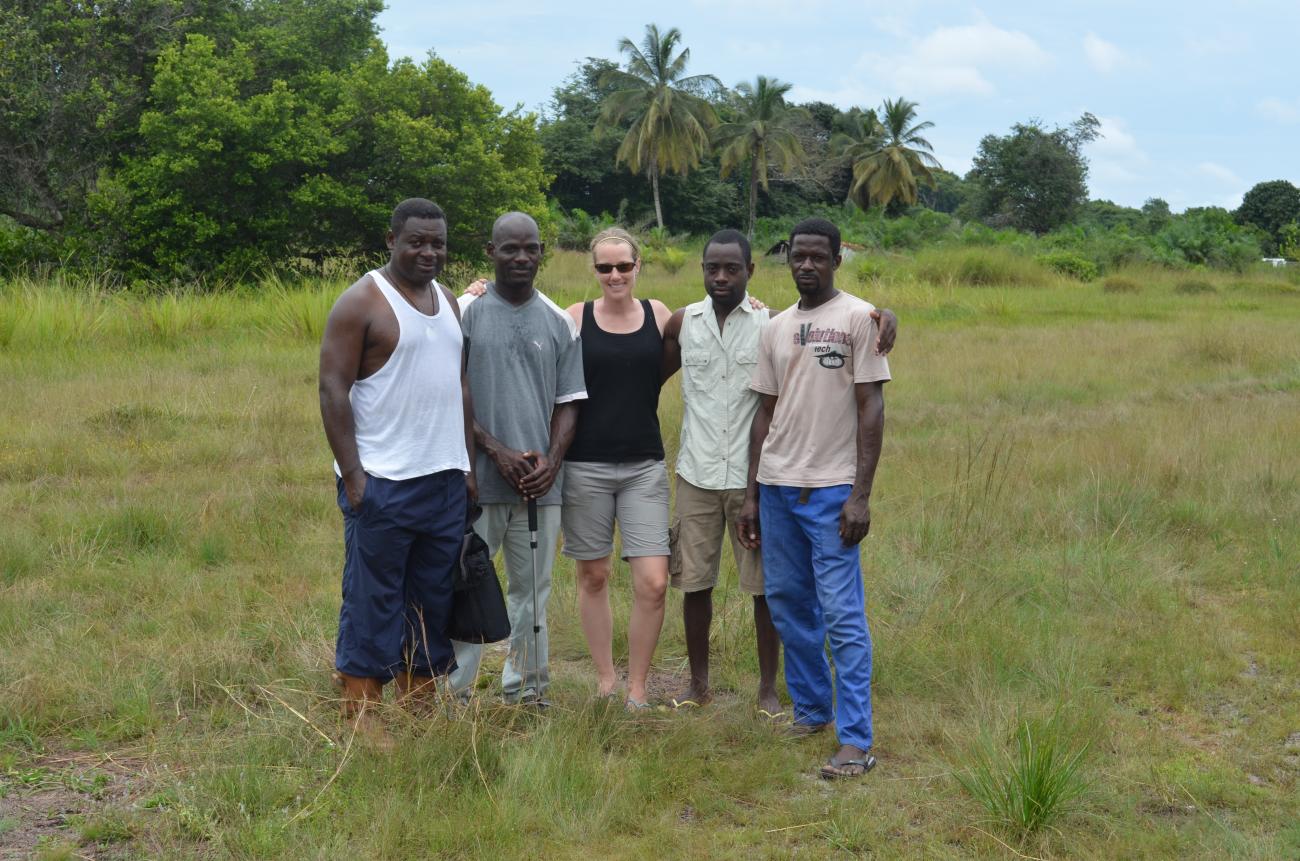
left=334, top=269, right=469, bottom=480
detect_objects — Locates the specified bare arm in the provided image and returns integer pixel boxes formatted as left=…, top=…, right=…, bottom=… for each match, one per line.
left=736, top=393, right=777, bottom=549
left=319, top=284, right=371, bottom=508
left=444, top=284, right=477, bottom=501
left=660, top=308, right=685, bottom=382
left=839, top=382, right=885, bottom=545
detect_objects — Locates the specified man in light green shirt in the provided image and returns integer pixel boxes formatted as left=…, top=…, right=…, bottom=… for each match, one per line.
left=662, top=229, right=896, bottom=712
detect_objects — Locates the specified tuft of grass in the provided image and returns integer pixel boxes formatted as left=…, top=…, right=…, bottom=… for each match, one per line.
left=1102, top=275, right=1142, bottom=293
left=259, top=276, right=340, bottom=341
left=956, top=716, right=1092, bottom=835
left=913, top=246, right=1053, bottom=288
left=138, top=292, right=205, bottom=342
left=1174, top=278, right=1216, bottom=295
left=74, top=810, right=135, bottom=845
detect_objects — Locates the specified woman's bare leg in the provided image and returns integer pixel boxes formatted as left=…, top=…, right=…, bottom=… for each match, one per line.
left=576, top=556, right=617, bottom=696
left=626, top=555, right=668, bottom=703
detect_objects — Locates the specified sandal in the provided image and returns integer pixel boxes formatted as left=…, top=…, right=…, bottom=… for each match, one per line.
left=670, top=698, right=703, bottom=710
left=783, top=721, right=829, bottom=738
left=758, top=708, right=790, bottom=722
left=820, top=752, right=877, bottom=780
left=624, top=697, right=654, bottom=712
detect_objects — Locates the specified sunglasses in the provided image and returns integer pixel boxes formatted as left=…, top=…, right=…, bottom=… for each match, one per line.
left=594, top=261, right=637, bottom=274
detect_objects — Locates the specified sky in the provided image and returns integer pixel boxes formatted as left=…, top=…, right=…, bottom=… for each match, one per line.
left=376, top=1, right=1299, bottom=212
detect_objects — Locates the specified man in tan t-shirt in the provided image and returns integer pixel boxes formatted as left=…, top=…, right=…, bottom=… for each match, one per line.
left=738, top=216, right=889, bottom=781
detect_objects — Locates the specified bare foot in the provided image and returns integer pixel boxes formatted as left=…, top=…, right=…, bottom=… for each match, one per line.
left=757, top=689, right=781, bottom=716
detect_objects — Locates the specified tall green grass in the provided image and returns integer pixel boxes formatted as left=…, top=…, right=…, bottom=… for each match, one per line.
left=1, top=251, right=1298, bottom=858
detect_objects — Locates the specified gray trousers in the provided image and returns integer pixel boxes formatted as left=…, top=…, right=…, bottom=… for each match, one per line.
left=449, top=502, right=561, bottom=700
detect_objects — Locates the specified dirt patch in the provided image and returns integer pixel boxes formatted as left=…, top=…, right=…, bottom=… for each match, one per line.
left=0, top=750, right=156, bottom=860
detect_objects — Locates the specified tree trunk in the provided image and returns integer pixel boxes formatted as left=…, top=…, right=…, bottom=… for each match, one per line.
left=650, top=156, right=664, bottom=230
left=747, top=156, right=758, bottom=240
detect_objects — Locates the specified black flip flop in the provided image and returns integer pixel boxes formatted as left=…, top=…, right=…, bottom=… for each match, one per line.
left=820, top=752, right=877, bottom=780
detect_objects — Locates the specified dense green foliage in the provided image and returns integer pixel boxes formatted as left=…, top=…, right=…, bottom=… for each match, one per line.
left=966, top=114, right=1101, bottom=234
left=0, top=0, right=548, bottom=280
left=0, top=10, right=1283, bottom=282
left=1235, top=179, right=1300, bottom=255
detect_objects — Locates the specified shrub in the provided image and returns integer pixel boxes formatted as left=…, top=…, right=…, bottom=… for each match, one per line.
left=646, top=246, right=687, bottom=275
left=554, top=207, right=598, bottom=251
left=1102, top=276, right=1141, bottom=293
left=1036, top=250, right=1099, bottom=281
left=1174, top=278, right=1216, bottom=295
left=854, top=257, right=887, bottom=284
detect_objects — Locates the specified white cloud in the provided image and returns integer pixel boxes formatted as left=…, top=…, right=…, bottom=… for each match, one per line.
left=842, top=21, right=1051, bottom=101
left=1089, top=116, right=1147, bottom=163
left=1256, top=97, right=1300, bottom=124
left=912, top=22, right=1048, bottom=68
left=1083, top=33, right=1123, bottom=73
left=1197, top=162, right=1242, bottom=186
left=1085, top=116, right=1148, bottom=198
left=1182, top=31, right=1248, bottom=57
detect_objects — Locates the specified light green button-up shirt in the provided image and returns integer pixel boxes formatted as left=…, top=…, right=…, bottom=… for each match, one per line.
left=676, top=295, right=769, bottom=490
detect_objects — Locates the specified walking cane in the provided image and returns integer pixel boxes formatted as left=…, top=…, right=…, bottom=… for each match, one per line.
left=527, top=495, right=542, bottom=697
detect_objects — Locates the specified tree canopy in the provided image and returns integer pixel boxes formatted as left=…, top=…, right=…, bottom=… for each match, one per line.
left=1, top=0, right=548, bottom=280
left=1235, top=180, right=1300, bottom=256
left=839, top=98, right=941, bottom=214
left=714, top=76, right=808, bottom=238
left=598, top=24, right=721, bottom=229
left=967, top=114, right=1101, bottom=234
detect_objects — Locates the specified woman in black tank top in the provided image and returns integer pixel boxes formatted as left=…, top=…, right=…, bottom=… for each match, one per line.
left=565, top=298, right=665, bottom=462
left=561, top=228, right=671, bottom=710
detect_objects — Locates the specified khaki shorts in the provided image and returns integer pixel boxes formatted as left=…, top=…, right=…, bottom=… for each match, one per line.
left=669, top=476, right=764, bottom=595
left=561, top=460, right=670, bottom=560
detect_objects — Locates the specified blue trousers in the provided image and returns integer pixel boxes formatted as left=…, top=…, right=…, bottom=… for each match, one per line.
left=759, top=483, right=873, bottom=750
left=335, top=469, right=465, bottom=681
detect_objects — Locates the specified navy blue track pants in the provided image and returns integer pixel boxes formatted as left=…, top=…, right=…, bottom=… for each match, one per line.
left=334, top=469, right=465, bottom=681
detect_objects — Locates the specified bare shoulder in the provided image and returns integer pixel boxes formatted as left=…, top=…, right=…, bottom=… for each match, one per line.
left=564, top=301, right=584, bottom=328
left=650, top=299, right=673, bottom=333
left=328, top=273, right=379, bottom=324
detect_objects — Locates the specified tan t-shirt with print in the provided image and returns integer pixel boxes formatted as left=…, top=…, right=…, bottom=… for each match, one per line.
left=751, top=291, right=890, bottom=487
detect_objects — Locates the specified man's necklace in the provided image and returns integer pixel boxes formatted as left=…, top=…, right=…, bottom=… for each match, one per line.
left=385, top=263, right=434, bottom=313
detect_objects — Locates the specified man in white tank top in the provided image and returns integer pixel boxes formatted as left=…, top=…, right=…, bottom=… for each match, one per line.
left=319, top=198, right=476, bottom=739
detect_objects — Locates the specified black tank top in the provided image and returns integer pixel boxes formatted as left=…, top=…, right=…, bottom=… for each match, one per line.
left=566, top=299, right=665, bottom=463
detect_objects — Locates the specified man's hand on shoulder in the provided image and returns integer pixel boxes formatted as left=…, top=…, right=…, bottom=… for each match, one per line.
left=868, top=308, right=897, bottom=356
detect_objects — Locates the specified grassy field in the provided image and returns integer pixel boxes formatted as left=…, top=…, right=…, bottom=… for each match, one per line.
left=1, top=251, right=1298, bottom=859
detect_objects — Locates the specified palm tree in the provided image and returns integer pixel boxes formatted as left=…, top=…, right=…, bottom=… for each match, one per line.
left=598, top=24, right=721, bottom=229
left=836, top=98, right=941, bottom=213
left=714, top=76, right=809, bottom=239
